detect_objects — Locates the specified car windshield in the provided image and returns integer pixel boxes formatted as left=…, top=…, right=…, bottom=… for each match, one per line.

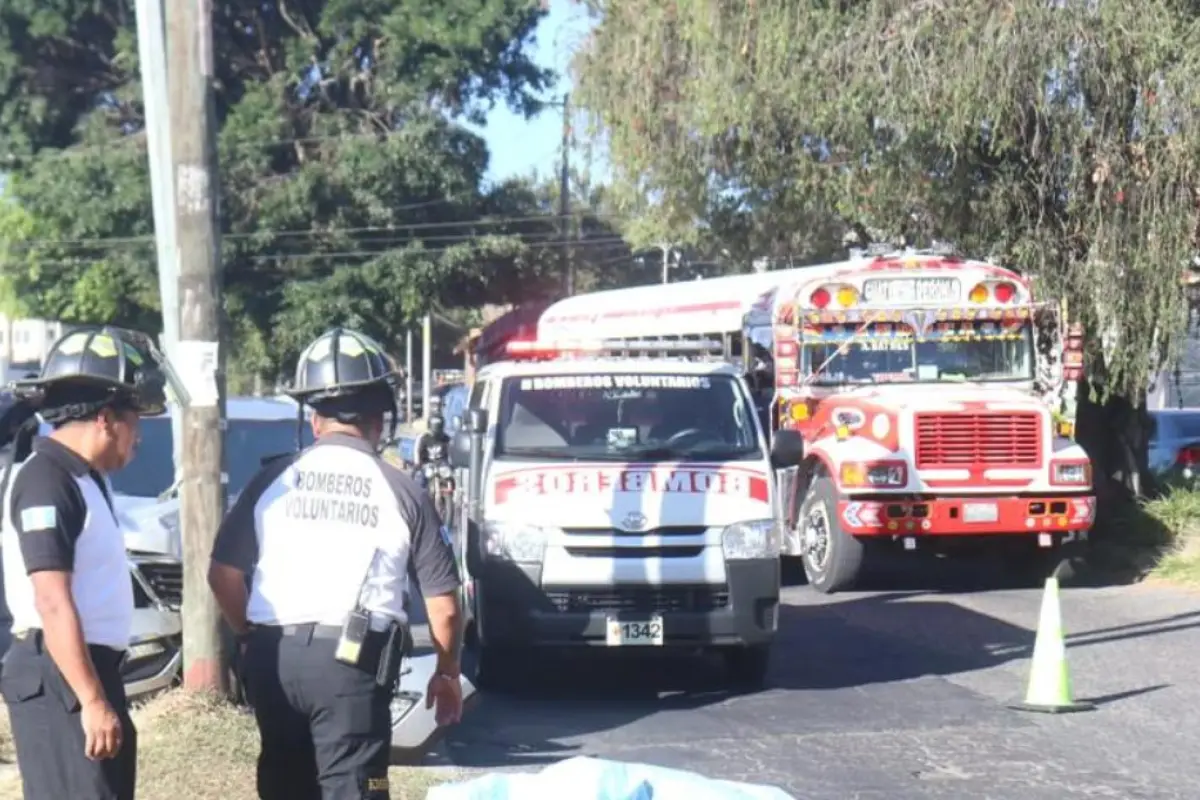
left=110, top=416, right=314, bottom=498
left=495, top=373, right=763, bottom=461
left=802, top=322, right=1034, bottom=385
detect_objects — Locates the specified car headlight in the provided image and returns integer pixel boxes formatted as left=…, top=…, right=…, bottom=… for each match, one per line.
left=158, top=511, right=180, bottom=539
left=482, top=521, right=551, bottom=563
left=389, top=691, right=421, bottom=728
left=437, top=464, right=453, bottom=479
left=721, top=519, right=780, bottom=560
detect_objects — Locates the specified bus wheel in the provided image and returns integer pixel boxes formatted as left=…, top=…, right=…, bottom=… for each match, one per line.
left=799, top=477, right=864, bottom=594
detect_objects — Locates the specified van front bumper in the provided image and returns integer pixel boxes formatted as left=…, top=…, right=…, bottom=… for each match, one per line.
left=473, top=559, right=779, bottom=648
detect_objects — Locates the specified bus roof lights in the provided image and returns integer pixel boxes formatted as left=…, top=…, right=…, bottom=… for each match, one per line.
left=835, top=285, right=858, bottom=307
left=810, top=287, right=831, bottom=309
left=968, top=283, right=989, bottom=303
left=504, top=338, right=725, bottom=360
left=993, top=282, right=1016, bottom=303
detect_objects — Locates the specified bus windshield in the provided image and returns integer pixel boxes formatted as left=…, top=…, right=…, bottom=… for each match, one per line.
left=802, top=323, right=1034, bottom=385
left=495, top=373, right=763, bottom=461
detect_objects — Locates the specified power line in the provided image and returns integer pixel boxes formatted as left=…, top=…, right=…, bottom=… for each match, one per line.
left=14, top=235, right=632, bottom=269
left=3, top=210, right=627, bottom=251
left=3, top=127, right=591, bottom=164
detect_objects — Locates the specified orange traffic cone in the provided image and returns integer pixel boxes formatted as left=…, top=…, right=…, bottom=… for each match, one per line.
left=1008, top=576, right=1094, bottom=714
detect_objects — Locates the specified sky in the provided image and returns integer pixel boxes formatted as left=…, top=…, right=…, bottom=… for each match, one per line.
left=470, top=0, right=605, bottom=185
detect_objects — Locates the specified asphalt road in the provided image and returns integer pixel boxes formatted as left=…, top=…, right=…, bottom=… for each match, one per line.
left=416, top=558, right=1200, bottom=798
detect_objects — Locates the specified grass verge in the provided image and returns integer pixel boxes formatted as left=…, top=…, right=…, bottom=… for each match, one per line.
left=1143, top=490, right=1200, bottom=585
left=1088, top=488, right=1200, bottom=586
left=0, top=690, right=456, bottom=799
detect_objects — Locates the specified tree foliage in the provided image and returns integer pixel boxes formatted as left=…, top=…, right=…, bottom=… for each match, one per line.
left=575, top=0, right=1200, bottom=402
left=0, top=0, right=596, bottom=388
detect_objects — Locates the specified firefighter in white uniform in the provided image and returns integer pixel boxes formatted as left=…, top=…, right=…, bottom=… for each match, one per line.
left=207, top=327, right=463, bottom=800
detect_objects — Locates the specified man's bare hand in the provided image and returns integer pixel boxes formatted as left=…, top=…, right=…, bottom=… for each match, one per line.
left=81, top=697, right=122, bottom=760
left=425, top=673, right=463, bottom=726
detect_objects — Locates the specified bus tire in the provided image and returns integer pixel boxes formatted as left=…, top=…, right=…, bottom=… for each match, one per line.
left=799, top=477, right=864, bottom=594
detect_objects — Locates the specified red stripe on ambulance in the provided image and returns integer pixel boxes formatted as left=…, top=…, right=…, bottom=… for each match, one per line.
left=493, top=467, right=769, bottom=503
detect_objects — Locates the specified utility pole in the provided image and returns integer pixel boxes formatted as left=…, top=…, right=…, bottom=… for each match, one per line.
left=559, top=93, right=573, bottom=296
left=422, top=314, right=433, bottom=423
left=134, top=0, right=183, bottom=482
left=405, top=328, right=414, bottom=422
left=167, top=0, right=227, bottom=693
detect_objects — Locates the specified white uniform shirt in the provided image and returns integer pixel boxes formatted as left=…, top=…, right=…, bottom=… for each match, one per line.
left=2, top=438, right=133, bottom=650
left=211, top=433, right=459, bottom=630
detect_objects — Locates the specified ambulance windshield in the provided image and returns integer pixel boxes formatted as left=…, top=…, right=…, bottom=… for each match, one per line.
left=494, top=373, right=763, bottom=461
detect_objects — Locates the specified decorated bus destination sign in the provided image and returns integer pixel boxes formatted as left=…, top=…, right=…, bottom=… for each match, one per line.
left=862, top=277, right=959, bottom=305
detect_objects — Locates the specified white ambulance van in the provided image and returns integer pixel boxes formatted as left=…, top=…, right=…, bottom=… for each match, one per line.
left=450, top=339, right=806, bottom=689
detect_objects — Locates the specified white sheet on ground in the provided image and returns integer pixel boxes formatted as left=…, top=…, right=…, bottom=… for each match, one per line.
left=426, top=755, right=795, bottom=799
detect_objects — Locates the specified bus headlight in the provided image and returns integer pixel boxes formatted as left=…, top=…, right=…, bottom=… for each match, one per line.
left=481, top=521, right=550, bottom=563
left=721, top=520, right=780, bottom=560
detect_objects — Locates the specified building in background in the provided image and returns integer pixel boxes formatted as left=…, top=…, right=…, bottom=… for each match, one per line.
left=0, top=315, right=68, bottom=382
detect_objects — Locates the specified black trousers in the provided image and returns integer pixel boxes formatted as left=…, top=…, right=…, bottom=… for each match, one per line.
left=0, top=633, right=137, bottom=800
left=242, top=624, right=393, bottom=800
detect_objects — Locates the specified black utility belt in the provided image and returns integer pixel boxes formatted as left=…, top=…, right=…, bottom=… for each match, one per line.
left=251, top=617, right=410, bottom=689
left=12, top=629, right=126, bottom=662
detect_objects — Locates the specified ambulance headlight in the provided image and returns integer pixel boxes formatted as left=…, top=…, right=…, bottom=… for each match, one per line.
left=721, top=520, right=780, bottom=560
left=481, top=521, right=550, bottom=563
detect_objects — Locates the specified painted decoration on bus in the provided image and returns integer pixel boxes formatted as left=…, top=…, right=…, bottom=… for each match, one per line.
left=861, top=277, right=960, bottom=304
left=493, top=465, right=769, bottom=503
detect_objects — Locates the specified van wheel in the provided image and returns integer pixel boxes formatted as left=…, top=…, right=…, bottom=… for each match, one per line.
left=799, top=477, right=864, bottom=594
left=722, top=644, right=771, bottom=689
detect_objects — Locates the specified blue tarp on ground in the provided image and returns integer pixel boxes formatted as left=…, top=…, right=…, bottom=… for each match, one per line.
left=426, top=756, right=796, bottom=800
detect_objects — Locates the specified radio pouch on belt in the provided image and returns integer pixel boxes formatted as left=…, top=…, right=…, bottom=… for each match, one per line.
left=335, top=609, right=371, bottom=666
left=335, top=549, right=384, bottom=666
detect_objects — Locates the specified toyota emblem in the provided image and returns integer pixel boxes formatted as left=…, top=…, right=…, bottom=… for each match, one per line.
left=621, top=512, right=647, bottom=531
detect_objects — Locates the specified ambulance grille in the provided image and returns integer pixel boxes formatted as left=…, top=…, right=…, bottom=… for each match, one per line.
left=545, top=586, right=730, bottom=614
left=914, top=411, right=1041, bottom=469
left=561, top=526, right=709, bottom=537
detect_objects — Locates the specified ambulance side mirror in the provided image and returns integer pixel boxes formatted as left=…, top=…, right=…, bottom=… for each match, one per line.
left=770, top=429, right=805, bottom=469
left=449, top=431, right=472, bottom=469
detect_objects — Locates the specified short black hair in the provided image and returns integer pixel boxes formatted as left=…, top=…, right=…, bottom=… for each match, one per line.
left=311, top=383, right=393, bottom=424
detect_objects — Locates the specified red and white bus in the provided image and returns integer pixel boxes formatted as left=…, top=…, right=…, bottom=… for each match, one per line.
left=484, top=248, right=1091, bottom=592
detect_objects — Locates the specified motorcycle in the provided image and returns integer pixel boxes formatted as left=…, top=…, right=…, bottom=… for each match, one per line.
left=421, top=460, right=456, bottom=522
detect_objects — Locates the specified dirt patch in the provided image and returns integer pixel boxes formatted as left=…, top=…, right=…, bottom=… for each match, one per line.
left=0, top=691, right=455, bottom=799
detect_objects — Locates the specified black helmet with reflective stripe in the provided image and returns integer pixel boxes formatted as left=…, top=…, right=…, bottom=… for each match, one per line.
left=286, top=327, right=399, bottom=406
left=11, top=326, right=169, bottom=423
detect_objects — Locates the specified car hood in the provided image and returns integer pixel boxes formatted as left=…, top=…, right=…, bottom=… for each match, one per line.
left=114, top=494, right=182, bottom=559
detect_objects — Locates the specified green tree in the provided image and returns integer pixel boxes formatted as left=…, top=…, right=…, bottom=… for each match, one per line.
left=575, top=0, right=1200, bottom=493
left=0, top=0, right=560, bottom=388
